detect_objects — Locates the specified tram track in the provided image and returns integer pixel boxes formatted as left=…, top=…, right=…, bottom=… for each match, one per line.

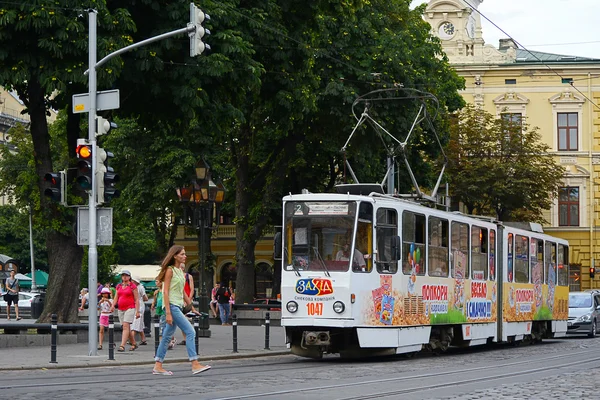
left=0, top=357, right=319, bottom=390
left=209, top=348, right=600, bottom=400
left=2, top=342, right=596, bottom=394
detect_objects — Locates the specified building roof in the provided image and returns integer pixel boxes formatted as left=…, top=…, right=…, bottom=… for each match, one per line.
left=511, top=49, right=599, bottom=63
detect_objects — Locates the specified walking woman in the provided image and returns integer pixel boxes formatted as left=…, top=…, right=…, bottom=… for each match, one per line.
left=110, top=270, right=140, bottom=352
left=152, top=245, right=210, bottom=376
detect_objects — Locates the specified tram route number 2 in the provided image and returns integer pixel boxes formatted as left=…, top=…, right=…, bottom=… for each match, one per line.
left=306, top=302, right=324, bottom=316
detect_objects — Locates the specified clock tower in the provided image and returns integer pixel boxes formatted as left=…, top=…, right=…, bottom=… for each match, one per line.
left=425, top=0, right=515, bottom=64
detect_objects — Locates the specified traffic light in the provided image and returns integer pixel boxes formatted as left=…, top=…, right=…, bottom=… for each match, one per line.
left=76, top=138, right=93, bottom=191
left=189, top=3, right=210, bottom=57
left=591, top=265, right=595, bottom=279
left=96, top=116, right=117, bottom=137
left=43, top=170, right=66, bottom=205
left=96, top=146, right=120, bottom=204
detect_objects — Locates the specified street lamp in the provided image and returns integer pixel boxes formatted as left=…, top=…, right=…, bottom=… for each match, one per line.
left=176, top=158, right=225, bottom=338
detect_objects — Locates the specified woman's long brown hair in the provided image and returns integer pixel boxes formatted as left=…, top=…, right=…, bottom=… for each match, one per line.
left=156, top=245, right=184, bottom=283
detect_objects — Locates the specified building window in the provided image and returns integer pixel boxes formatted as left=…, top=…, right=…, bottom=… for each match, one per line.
left=505, top=79, right=517, bottom=84
left=562, top=78, right=573, bottom=84
left=557, top=112, right=578, bottom=151
left=559, top=186, right=579, bottom=226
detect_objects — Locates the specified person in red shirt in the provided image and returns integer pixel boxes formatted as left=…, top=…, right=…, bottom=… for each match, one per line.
left=110, top=270, right=141, bottom=351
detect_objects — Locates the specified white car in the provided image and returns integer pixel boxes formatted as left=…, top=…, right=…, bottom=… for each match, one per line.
left=0, top=291, right=40, bottom=310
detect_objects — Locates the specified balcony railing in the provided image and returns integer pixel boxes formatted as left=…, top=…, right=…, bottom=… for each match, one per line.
left=180, top=224, right=275, bottom=239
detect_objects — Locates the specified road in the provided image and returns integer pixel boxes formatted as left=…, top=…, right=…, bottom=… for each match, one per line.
left=1, top=335, right=598, bottom=399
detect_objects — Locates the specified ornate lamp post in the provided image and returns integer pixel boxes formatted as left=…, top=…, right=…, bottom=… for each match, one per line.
left=176, top=159, right=225, bottom=338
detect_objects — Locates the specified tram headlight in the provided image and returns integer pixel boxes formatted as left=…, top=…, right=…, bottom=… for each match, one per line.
left=286, top=301, right=298, bottom=313
left=333, top=301, right=345, bottom=314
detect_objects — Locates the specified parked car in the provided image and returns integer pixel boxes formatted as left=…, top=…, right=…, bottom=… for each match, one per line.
left=253, top=298, right=281, bottom=311
left=568, top=291, right=600, bottom=337
left=0, top=291, right=40, bottom=311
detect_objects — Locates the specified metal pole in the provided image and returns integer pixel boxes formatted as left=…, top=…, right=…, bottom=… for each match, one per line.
left=232, top=314, right=238, bottom=353
left=87, top=9, right=99, bottom=357
left=108, top=314, right=115, bottom=360
left=29, top=204, right=37, bottom=291
left=153, top=314, right=160, bottom=357
left=194, top=314, right=200, bottom=354
left=264, top=312, right=270, bottom=350
left=50, top=314, right=57, bottom=363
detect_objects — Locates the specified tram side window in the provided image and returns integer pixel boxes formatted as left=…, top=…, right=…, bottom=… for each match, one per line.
left=545, top=242, right=557, bottom=285
left=471, top=226, right=488, bottom=281
left=531, top=239, right=544, bottom=284
left=515, top=235, right=529, bottom=283
left=507, top=233, right=514, bottom=282
left=489, top=230, right=496, bottom=280
left=558, top=244, right=569, bottom=286
left=451, top=222, right=469, bottom=279
left=428, top=217, right=449, bottom=277
left=376, top=208, right=398, bottom=274
left=402, top=211, right=426, bottom=276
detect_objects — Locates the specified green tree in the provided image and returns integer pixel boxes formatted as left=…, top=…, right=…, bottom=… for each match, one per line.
left=0, top=205, right=48, bottom=271
left=446, top=105, right=564, bottom=222
left=0, top=2, right=135, bottom=322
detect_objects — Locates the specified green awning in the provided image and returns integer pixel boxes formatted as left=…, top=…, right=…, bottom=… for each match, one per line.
left=19, top=270, right=49, bottom=288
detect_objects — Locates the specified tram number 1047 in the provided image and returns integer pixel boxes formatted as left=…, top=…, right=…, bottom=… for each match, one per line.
left=306, top=302, right=324, bottom=316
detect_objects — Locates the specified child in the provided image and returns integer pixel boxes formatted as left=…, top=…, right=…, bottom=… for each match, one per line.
left=98, top=287, right=113, bottom=350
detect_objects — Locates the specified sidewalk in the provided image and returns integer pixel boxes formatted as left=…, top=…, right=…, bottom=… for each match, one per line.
left=0, top=323, right=289, bottom=370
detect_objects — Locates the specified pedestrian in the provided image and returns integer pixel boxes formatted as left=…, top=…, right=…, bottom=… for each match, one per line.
left=78, top=288, right=89, bottom=311
left=110, top=270, right=141, bottom=352
left=210, top=283, right=219, bottom=318
left=3, top=268, right=21, bottom=320
left=104, top=282, right=116, bottom=299
left=131, top=276, right=149, bottom=345
left=152, top=245, right=210, bottom=376
left=96, top=282, right=103, bottom=300
left=98, top=287, right=113, bottom=350
left=178, top=264, right=199, bottom=346
left=215, top=281, right=232, bottom=326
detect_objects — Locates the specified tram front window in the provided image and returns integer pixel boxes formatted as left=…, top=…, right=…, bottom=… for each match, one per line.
left=283, top=201, right=358, bottom=272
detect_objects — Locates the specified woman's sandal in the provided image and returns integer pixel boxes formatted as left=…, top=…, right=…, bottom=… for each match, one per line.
left=98, top=345, right=103, bottom=350
left=117, top=345, right=125, bottom=352
left=129, top=344, right=138, bottom=351
left=140, top=340, right=147, bottom=345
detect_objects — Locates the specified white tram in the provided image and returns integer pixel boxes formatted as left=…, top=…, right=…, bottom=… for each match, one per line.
left=278, top=188, right=570, bottom=358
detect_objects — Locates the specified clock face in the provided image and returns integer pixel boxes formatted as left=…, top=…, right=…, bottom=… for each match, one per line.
left=438, top=22, right=455, bottom=40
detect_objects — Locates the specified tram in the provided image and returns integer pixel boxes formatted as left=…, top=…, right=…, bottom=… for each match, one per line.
left=278, top=185, right=570, bottom=358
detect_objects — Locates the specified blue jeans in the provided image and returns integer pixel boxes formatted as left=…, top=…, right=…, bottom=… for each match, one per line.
left=154, top=304, right=197, bottom=362
left=218, top=303, right=230, bottom=324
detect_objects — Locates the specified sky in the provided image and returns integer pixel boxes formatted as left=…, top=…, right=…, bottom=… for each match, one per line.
left=411, top=0, right=600, bottom=59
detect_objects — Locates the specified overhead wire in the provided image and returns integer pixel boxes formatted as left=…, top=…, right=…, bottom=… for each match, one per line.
left=463, top=0, right=600, bottom=111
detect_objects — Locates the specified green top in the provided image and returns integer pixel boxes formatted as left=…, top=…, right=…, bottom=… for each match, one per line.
left=165, top=265, right=185, bottom=309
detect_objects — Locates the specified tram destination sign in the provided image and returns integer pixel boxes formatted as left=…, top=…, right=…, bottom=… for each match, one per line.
left=299, top=203, right=349, bottom=215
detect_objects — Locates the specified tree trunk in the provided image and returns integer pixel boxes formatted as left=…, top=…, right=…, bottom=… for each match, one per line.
left=24, top=78, right=83, bottom=323
left=40, top=232, right=83, bottom=322
left=234, top=132, right=256, bottom=304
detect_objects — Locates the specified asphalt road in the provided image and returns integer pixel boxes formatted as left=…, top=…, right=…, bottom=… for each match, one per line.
left=1, top=335, right=599, bottom=399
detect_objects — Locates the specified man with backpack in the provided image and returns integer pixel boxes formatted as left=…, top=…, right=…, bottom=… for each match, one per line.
left=215, top=282, right=232, bottom=325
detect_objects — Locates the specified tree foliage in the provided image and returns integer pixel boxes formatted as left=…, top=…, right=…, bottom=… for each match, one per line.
left=446, top=105, right=564, bottom=222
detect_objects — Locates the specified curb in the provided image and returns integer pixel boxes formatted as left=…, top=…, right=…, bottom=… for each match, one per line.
left=2, top=350, right=291, bottom=371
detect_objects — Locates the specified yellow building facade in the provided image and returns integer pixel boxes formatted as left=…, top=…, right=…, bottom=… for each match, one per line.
left=174, top=224, right=276, bottom=298
left=427, top=0, right=600, bottom=290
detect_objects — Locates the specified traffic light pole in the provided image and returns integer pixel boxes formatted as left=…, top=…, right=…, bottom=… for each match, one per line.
left=84, top=3, right=208, bottom=357
left=87, top=9, right=99, bottom=357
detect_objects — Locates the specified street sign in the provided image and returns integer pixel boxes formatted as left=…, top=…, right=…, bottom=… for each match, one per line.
left=77, top=207, right=113, bottom=245
left=72, top=90, right=120, bottom=114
